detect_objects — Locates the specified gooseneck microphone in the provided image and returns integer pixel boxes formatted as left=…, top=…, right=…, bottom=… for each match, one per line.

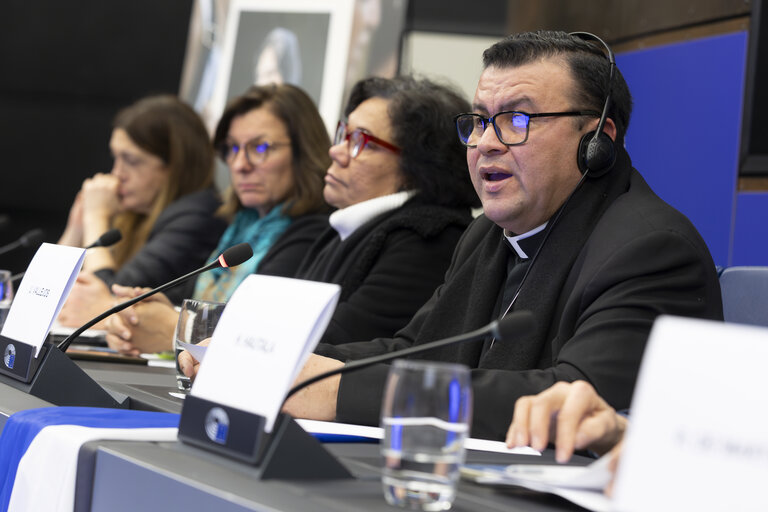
left=0, top=228, right=45, bottom=257
left=85, top=228, right=122, bottom=249
left=11, top=228, right=124, bottom=284
left=57, top=242, right=253, bottom=352
left=283, top=310, right=536, bottom=402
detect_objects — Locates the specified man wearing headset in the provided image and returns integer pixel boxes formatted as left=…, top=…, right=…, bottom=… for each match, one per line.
left=188, top=31, right=723, bottom=440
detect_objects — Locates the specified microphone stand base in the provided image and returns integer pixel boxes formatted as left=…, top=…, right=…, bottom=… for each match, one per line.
left=178, top=395, right=353, bottom=480
left=0, top=336, right=128, bottom=408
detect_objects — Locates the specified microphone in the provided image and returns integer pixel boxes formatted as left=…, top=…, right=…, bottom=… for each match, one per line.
left=57, top=242, right=253, bottom=352
left=10, top=229, right=124, bottom=285
left=0, top=228, right=45, bottom=257
left=85, top=228, right=122, bottom=249
left=283, top=310, right=536, bottom=402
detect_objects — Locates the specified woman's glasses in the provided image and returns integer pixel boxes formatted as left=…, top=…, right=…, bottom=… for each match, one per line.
left=334, top=121, right=400, bottom=159
left=219, top=139, right=290, bottom=166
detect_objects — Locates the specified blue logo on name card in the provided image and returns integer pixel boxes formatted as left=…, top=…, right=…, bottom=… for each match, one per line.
left=204, top=407, right=230, bottom=444
left=4, top=344, right=15, bottom=369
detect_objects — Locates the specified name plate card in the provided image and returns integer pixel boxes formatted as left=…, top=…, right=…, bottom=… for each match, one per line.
left=613, top=316, right=768, bottom=511
left=190, top=275, right=340, bottom=432
left=1, top=243, right=85, bottom=356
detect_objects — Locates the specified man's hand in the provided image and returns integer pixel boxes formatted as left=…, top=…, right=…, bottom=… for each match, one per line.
left=506, top=380, right=627, bottom=463
left=178, top=338, right=210, bottom=379
left=282, top=354, right=344, bottom=421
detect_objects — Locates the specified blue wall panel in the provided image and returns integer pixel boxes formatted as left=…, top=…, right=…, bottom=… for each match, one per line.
left=616, top=32, right=747, bottom=266
left=732, top=192, right=768, bottom=265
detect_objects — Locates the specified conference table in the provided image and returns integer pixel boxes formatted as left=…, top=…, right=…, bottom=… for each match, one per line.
left=0, top=359, right=592, bottom=512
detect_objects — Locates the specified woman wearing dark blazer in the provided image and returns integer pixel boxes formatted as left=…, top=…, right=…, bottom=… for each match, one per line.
left=104, top=84, right=331, bottom=354
left=296, top=76, right=480, bottom=345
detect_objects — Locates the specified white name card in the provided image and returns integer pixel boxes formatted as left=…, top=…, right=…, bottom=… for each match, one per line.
left=1, top=243, right=85, bottom=356
left=190, top=275, right=340, bottom=432
left=613, top=315, right=768, bottom=511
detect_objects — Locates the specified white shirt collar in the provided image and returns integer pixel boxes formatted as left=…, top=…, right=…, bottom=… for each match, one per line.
left=329, top=190, right=417, bottom=241
left=503, top=222, right=548, bottom=259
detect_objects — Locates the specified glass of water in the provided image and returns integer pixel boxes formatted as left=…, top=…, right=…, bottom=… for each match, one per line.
left=174, top=299, right=225, bottom=391
left=0, top=270, right=14, bottom=332
left=381, top=359, right=472, bottom=511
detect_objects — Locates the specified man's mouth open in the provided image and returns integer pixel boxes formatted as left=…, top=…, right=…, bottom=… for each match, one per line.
left=482, top=171, right=512, bottom=182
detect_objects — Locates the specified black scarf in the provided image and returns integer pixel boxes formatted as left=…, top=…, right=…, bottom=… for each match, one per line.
left=478, top=149, right=633, bottom=370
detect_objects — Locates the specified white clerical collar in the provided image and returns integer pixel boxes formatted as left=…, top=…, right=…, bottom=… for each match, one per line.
left=329, top=190, right=417, bottom=241
left=503, top=222, right=548, bottom=259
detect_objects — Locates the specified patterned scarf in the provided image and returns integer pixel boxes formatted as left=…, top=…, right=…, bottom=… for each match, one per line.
left=193, top=206, right=291, bottom=302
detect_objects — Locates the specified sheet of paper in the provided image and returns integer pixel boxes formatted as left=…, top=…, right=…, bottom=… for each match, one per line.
left=190, top=275, right=340, bottom=432
left=1, top=243, right=85, bottom=356
left=49, top=323, right=107, bottom=340
left=462, top=455, right=613, bottom=512
left=176, top=340, right=207, bottom=362
left=297, top=419, right=384, bottom=440
left=464, top=438, right=540, bottom=456
left=613, top=316, right=768, bottom=511
left=295, top=419, right=541, bottom=455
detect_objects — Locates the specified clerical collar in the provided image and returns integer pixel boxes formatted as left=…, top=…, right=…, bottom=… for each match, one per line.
left=503, top=222, right=548, bottom=259
left=329, top=190, right=417, bottom=241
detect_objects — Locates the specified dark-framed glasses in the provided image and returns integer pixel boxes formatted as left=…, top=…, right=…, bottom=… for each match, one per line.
left=219, top=138, right=290, bottom=165
left=334, top=121, right=400, bottom=159
left=454, top=110, right=600, bottom=147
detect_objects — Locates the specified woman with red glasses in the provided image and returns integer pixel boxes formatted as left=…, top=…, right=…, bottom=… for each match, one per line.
left=295, top=76, right=480, bottom=345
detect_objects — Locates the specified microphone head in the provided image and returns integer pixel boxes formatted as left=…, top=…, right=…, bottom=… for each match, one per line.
left=218, top=243, right=253, bottom=268
left=97, top=228, right=122, bottom=248
left=20, top=228, right=45, bottom=248
left=494, top=310, right=536, bottom=342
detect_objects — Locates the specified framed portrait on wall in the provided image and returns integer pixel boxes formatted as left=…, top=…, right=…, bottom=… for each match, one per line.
left=206, top=0, right=354, bottom=135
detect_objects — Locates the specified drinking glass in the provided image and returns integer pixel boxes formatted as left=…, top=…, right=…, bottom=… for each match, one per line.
left=174, top=299, right=225, bottom=391
left=381, top=359, right=472, bottom=511
left=0, top=270, right=14, bottom=332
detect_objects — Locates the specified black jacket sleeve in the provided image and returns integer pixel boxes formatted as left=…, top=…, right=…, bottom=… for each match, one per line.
left=94, top=188, right=227, bottom=304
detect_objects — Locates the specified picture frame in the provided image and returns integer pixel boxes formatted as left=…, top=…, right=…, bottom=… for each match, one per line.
left=207, top=0, right=354, bottom=135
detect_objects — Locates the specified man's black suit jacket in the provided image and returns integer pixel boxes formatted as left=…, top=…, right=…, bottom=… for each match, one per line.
left=316, top=156, right=723, bottom=440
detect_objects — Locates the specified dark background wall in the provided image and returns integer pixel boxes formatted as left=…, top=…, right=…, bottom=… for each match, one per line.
left=0, top=0, right=192, bottom=273
left=0, top=0, right=764, bottom=272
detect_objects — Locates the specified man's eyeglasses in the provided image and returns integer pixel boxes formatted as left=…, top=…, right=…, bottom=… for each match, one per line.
left=334, top=121, right=400, bottom=159
left=218, top=139, right=290, bottom=166
left=454, top=110, right=600, bottom=147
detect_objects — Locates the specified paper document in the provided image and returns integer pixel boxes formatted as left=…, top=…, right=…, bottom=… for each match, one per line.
left=1, top=243, right=85, bottom=356
left=191, top=275, right=341, bottom=432
left=462, top=455, right=613, bottom=512
left=48, top=323, right=107, bottom=345
left=176, top=340, right=207, bottom=363
left=296, top=419, right=541, bottom=455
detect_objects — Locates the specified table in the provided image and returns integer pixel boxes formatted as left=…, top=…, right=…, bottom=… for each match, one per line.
left=0, top=359, right=591, bottom=512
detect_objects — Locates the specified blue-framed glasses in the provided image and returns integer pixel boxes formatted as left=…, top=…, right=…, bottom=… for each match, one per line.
left=219, top=138, right=290, bottom=166
left=454, top=110, right=600, bottom=147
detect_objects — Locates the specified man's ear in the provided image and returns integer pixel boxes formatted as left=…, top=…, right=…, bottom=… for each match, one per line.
left=603, top=117, right=617, bottom=142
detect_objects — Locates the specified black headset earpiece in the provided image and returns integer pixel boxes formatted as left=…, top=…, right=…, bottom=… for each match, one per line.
left=569, top=31, right=617, bottom=178
left=577, top=130, right=616, bottom=177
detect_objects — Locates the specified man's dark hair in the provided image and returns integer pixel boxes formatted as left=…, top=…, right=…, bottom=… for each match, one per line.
left=345, top=76, right=480, bottom=208
left=482, top=30, right=633, bottom=146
